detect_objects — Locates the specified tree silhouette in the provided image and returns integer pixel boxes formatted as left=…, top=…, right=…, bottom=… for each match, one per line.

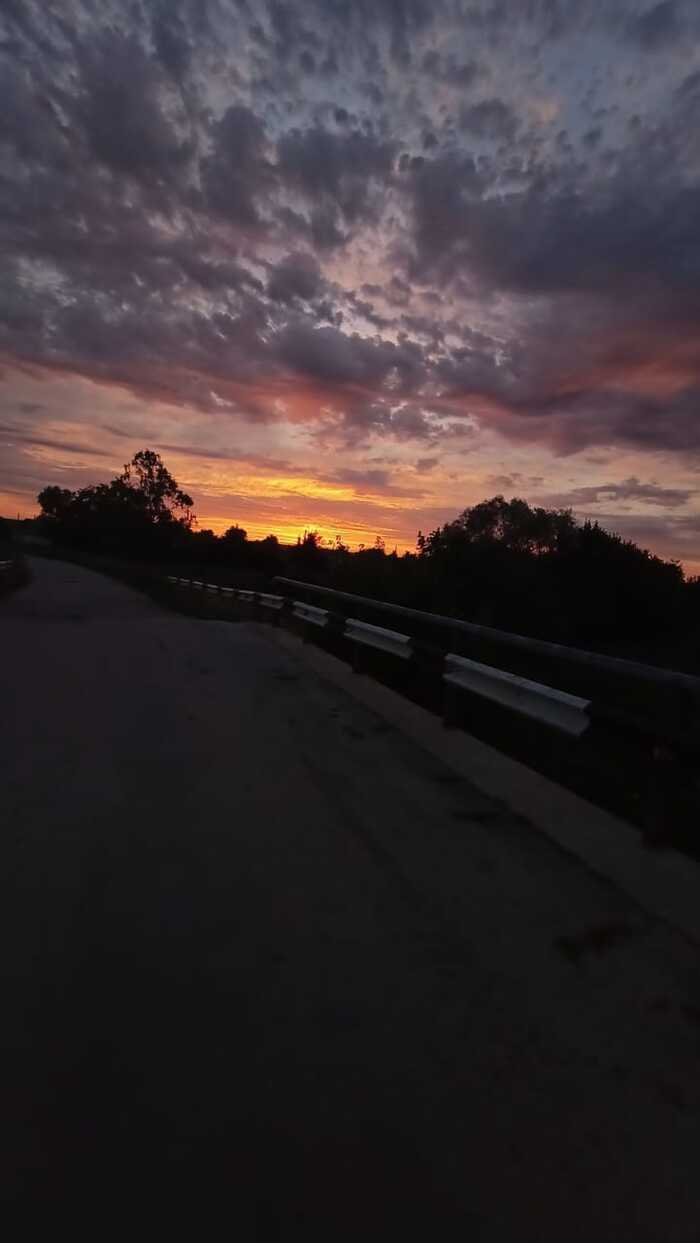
left=33, top=467, right=696, bottom=664
left=222, top=524, right=248, bottom=550
left=119, top=450, right=194, bottom=526
left=37, top=450, right=194, bottom=556
left=36, top=486, right=76, bottom=524
left=416, top=495, right=684, bottom=642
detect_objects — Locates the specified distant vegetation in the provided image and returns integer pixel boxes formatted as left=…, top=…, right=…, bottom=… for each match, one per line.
left=0, top=514, right=30, bottom=597
left=0, top=515, right=14, bottom=554
left=37, top=449, right=195, bottom=558
left=31, top=449, right=700, bottom=664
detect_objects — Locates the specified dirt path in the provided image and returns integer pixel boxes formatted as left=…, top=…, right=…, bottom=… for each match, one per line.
left=2, top=558, right=699, bottom=1237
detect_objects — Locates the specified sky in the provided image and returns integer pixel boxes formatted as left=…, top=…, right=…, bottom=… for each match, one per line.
left=2, top=0, right=700, bottom=571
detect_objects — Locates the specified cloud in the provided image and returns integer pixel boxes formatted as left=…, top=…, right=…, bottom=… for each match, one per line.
left=544, top=477, right=696, bottom=510
left=459, top=98, right=517, bottom=141
left=0, top=422, right=108, bottom=458
left=1, top=0, right=700, bottom=568
left=574, top=509, right=700, bottom=570
left=485, top=473, right=521, bottom=490
left=276, top=124, right=396, bottom=230
left=304, top=462, right=426, bottom=498
left=150, top=0, right=194, bottom=78
left=272, top=320, right=424, bottom=394
left=406, top=138, right=700, bottom=304
left=626, top=1, right=679, bottom=48
left=75, top=30, right=193, bottom=190
left=422, top=49, right=482, bottom=88
left=202, top=105, right=274, bottom=228
left=501, top=385, right=700, bottom=456
left=267, top=251, right=324, bottom=303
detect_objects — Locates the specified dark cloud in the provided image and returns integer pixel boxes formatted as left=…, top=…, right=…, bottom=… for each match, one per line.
left=546, top=477, right=695, bottom=509
left=273, top=320, right=423, bottom=392
left=328, top=405, right=440, bottom=449
left=523, top=386, right=700, bottom=456
left=0, top=62, right=66, bottom=164
left=2, top=0, right=700, bottom=492
left=421, top=49, right=482, bottom=88
left=150, top=0, right=194, bottom=77
left=202, top=105, right=273, bottom=228
left=626, top=1, right=679, bottom=48
left=486, top=473, right=521, bottom=490
left=407, top=141, right=700, bottom=302
left=0, top=422, right=106, bottom=458
left=327, top=466, right=390, bottom=488
left=459, top=98, right=517, bottom=141
left=309, top=201, right=348, bottom=250
left=267, top=251, right=323, bottom=303
left=276, top=125, right=396, bottom=227
left=76, top=31, right=192, bottom=186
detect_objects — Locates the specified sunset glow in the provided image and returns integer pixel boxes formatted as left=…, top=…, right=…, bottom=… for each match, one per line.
left=2, top=2, right=700, bottom=574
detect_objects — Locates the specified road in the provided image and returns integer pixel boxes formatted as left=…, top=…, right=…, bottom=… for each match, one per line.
left=2, top=557, right=699, bottom=1237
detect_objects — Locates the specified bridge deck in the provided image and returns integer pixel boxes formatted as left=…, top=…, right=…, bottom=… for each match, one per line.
left=2, top=557, right=699, bottom=1236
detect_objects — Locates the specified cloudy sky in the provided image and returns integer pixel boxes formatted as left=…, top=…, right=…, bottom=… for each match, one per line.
left=2, top=0, right=700, bottom=569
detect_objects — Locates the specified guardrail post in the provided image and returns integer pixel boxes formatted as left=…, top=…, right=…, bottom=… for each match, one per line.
left=280, top=593, right=294, bottom=630
left=410, top=638, right=446, bottom=717
left=326, top=608, right=346, bottom=648
left=643, top=741, right=671, bottom=847
left=443, top=679, right=459, bottom=729
left=350, top=635, right=364, bottom=673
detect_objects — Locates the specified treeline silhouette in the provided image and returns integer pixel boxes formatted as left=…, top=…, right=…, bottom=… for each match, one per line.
left=34, top=450, right=700, bottom=664
left=0, top=515, right=14, bottom=555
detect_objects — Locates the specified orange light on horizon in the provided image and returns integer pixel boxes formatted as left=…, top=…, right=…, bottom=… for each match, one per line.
left=195, top=512, right=416, bottom=552
left=0, top=494, right=37, bottom=521
left=180, top=465, right=426, bottom=510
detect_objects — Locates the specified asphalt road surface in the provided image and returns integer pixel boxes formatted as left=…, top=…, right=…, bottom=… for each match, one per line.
left=2, top=558, right=700, bottom=1237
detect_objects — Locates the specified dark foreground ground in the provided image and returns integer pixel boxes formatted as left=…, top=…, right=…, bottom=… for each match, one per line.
left=2, top=558, right=700, bottom=1237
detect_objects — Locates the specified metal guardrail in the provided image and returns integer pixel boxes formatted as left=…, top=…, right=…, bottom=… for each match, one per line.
left=170, top=578, right=281, bottom=606
left=276, top=578, right=700, bottom=751
left=274, top=577, right=700, bottom=695
left=164, top=572, right=699, bottom=842
left=0, top=557, right=21, bottom=593
left=163, top=574, right=638, bottom=738
left=444, top=654, right=591, bottom=737
left=293, top=600, right=329, bottom=627
left=346, top=617, right=413, bottom=661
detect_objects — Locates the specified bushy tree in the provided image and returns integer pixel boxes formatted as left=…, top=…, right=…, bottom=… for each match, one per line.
left=37, top=450, right=194, bottom=557
left=416, top=495, right=685, bottom=641
left=222, top=524, right=247, bottom=553
left=36, top=486, right=75, bottom=524
left=119, top=449, right=194, bottom=526
left=33, top=465, right=694, bottom=660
